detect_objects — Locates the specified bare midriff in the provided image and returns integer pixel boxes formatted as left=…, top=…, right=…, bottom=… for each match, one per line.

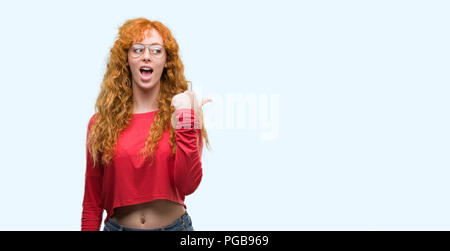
left=111, top=199, right=186, bottom=229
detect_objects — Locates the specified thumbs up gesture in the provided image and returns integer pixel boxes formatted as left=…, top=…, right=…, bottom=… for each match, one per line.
left=171, top=90, right=212, bottom=129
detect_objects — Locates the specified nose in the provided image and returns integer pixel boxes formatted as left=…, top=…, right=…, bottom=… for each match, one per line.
left=142, top=47, right=152, bottom=61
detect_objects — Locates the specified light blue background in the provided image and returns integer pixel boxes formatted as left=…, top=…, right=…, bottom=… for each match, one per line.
left=0, top=0, right=448, bottom=230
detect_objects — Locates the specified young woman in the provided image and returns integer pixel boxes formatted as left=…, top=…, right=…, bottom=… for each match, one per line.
left=81, top=18, right=211, bottom=231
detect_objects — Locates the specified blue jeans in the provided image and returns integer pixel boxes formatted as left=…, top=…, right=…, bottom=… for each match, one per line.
left=103, top=211, right=194, bottom=231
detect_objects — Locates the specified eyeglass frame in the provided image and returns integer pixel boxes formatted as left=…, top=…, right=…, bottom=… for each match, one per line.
left=128, top=43, right=166, bottom=59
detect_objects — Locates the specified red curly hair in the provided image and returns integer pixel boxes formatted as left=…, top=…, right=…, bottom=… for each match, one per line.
left=87, top=17, right=210, bottom=168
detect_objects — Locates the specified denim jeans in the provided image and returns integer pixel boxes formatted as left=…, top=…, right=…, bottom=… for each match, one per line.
left=103, top=211, right=194, bottom=231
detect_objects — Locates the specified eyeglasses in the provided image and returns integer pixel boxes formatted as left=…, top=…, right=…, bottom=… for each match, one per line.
left=129, top=43, right=165, bottom=59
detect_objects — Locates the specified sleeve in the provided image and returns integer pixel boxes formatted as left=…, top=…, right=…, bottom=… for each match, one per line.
left=81, top=114, right=104, bottom=231
left=173, top=108, right=204, bottom=196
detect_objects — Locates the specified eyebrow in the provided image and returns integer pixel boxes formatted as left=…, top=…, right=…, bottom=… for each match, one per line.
left=134, top=42, right=163, bottom=46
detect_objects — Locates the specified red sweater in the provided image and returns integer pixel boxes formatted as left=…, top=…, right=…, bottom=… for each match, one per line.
left=81, top=109, right=203, bottom=231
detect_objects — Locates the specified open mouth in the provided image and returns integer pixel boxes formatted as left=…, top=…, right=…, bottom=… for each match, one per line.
left=139, top=66, right=153, bottom=80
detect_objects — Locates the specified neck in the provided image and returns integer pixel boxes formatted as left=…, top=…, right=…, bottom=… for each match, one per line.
left=132, top=80, right=161, bottom=114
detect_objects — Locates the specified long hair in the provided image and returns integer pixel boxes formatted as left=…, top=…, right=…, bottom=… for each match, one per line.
left=87, top=17, right=211, bottom=168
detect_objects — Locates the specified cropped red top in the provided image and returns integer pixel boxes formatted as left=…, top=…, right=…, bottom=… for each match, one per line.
left=81, top=109, right=203, bottom=231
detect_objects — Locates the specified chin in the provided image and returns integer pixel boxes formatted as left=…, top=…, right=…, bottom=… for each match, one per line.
left=136, top=80, right=159, bottom=90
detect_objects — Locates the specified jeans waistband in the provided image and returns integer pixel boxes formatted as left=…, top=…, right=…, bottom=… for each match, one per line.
left=106, top=211, right=190, bottom=231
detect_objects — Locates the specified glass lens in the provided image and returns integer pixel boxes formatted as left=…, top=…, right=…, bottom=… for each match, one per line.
left=130, top=44, right=145, bottom=58
left=149, top=45, right=163, bottom=58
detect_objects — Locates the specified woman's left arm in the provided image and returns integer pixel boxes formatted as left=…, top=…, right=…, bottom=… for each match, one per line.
left=173, top=108, right=203, bottom=195
left=171, top=91, right=211, bottom=195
